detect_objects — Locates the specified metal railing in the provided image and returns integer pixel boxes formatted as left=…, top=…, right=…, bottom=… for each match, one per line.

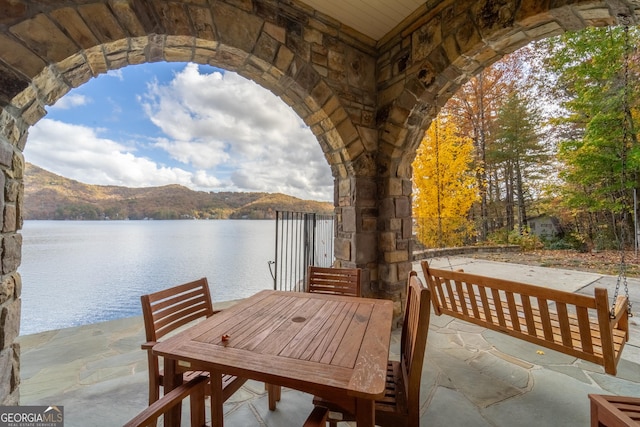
left=269, top=211, right=335, bottom=291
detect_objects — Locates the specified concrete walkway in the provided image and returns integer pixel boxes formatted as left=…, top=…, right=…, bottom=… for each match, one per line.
left=17, top=257, right=640, bottom=426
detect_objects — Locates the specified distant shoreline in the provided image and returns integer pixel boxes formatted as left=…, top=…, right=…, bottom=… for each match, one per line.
left=25, top=162, right=333, bottom=221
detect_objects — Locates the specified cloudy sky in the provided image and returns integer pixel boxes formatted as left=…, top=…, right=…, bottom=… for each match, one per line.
left=24, top=62, right=333, bottom=201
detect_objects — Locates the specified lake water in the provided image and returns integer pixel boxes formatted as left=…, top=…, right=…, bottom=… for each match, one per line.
left=19, top=220, right=277, bottom=335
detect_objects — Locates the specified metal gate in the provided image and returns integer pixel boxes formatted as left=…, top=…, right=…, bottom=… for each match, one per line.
left=269, top=211, right=335, bottom=291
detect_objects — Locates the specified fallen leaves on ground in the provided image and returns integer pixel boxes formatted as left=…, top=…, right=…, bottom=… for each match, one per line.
left=470, top=249, right=640, bottom=278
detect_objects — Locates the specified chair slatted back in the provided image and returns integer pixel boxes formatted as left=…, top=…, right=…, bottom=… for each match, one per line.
left=401, top=271, right=431, bottom=422
left=307, top=266, right=361, bottom=297
left=141, top=278, right=214, bottom=343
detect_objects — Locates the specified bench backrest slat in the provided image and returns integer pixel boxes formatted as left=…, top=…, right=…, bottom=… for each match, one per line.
left=537, top=298, right=554, bottom=341
left=556, top=302, right=573, bottom=348
left=505, top=292, right=521, bottom=332
left=492, top=288, right=506, bottom=327
left=444, top=278, right=457, bottom=312
left=479, top=286, right=492, bottom=324
left=455, top=280, right=468, bottom=317
left=577, top=306, right=594, bottom=353
left=521, top=295, right=536, bottom=336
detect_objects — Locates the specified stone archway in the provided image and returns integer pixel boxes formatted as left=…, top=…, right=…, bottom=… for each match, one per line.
left=0, top=1, right=378, bottom=405
left=371, top=1, right=637, bottom=305
left=1, top=0, right=638, bottom=404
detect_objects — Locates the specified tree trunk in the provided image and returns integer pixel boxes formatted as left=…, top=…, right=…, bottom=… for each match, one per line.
left=505, top=161, right=514, bottom=231
left=515, top=159, right=527, bottom=232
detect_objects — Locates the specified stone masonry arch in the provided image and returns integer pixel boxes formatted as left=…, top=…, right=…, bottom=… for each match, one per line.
left=372, top=0, right=638, bottom=308
left=1, top=0, right=639, bottom=404
left=1, top=2, right=377, bottom=174
left=0, top=0, right=379, bottom=404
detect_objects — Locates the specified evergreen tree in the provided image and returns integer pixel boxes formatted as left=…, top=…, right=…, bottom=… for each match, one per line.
left=491, top=92, right=550, bottom=232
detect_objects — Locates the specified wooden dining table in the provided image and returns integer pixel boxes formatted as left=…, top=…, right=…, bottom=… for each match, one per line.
left=152, top=289, right=394, bottom=427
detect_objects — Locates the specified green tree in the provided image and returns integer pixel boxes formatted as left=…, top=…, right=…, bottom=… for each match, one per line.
left=490, top=92, right=550, bottom=232
left=544, top=26, right=640, bottom=248
left=413, top=115, right=478, bottom=247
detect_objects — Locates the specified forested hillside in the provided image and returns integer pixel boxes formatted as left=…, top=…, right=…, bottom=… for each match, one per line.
left=23, top=163, right=333, bottom=220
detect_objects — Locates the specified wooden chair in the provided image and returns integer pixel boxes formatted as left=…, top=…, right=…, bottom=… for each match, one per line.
left=123, top=374, right=208, bottom=427
left=311, top=270, right=431, bottom=427
left=589, top=394, right=640, bottom=426
left=307, top=265, right=361, bottom=297
left=140, top=278, right=246, bottom=406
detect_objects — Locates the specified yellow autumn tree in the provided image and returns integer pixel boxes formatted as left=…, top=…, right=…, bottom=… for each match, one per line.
left=413, top=114, right=478, bottom=247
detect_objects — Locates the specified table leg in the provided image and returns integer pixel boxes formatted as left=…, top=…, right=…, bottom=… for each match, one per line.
left=355, top=398, right=374, bottom=427
left=190, top=377, right=206, bottom=427
left=163, top=359, right=181, bottom=427
left=266, top=383, right=279, bottom=410
left=210, top=370, right=224, bottom=427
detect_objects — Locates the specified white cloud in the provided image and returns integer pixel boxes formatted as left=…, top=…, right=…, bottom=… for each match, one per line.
left=51, top=94, right=89, bottom=110
left=25, top=119, right=196, bottom=188
left=106, top=69, right=124, bottom=81
left=192, top=170, right=222, bottom=187
left=25, top=63, right=334, bottom=201
left=152, top=138, right=230, bottom=169
left=140, top=64, right=333, bottom=200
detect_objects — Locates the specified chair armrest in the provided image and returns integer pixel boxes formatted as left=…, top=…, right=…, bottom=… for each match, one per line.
left=141, top=341, right=157, bottom=350
left=123, top=375, right=208, bottom=427
left=611, top=296, right=629, bottom=324
left=610, top=296, right=630, bottom=341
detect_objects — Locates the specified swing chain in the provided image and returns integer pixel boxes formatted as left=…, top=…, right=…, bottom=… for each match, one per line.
left=611, top=252, right=633, bottom=319
left=610, top=24, right=634, bottom=319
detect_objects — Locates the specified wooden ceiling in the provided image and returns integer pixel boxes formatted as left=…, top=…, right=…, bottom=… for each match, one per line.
left=298, top=0, right=425, bottom=41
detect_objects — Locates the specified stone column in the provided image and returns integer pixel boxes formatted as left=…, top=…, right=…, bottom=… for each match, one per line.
left=334, top=175, right=377, bottom=297
left=0, top=276, right=20, bottom=405
left=0, top=111, right=24, bottom=406
left=377, top=175, right=413, bottom=323
left=334, top=172, right=412, bottom=323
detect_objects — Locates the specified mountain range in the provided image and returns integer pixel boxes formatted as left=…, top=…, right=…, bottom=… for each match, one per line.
left=23, top=163, right=334, bottom=220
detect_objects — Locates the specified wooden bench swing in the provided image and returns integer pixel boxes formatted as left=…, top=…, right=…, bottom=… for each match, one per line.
left=421, top=260, right=631, bottom=375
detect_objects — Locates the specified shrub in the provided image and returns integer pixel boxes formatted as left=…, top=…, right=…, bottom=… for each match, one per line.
left=487, top=226, right=543, bottom=251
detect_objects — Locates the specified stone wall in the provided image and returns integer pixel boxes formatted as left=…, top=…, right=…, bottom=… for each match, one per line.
left=0, top=0, right=638, bottom=403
